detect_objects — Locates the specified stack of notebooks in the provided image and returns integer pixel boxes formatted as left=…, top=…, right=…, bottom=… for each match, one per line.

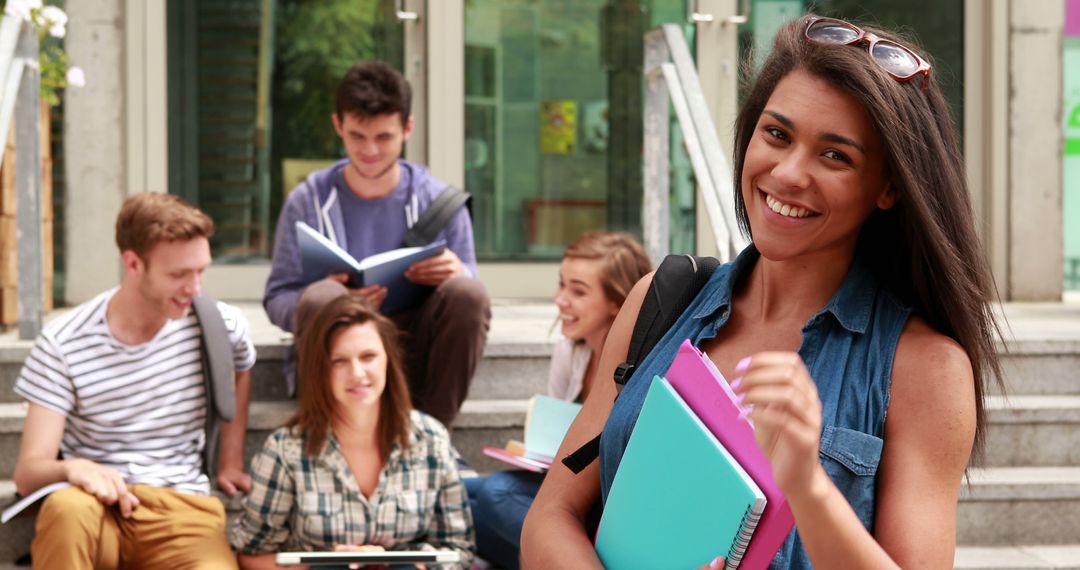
left=595, top=340, right=795, bottom=570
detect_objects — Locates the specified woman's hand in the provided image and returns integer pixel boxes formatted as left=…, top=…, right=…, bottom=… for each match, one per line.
left=731, top=352, right=828, bottom=500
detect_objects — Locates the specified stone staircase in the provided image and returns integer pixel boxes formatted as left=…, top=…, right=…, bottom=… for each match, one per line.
left=0, top=300, right=1079, bottom=568
left=953, top=302, right=1080, bottom=569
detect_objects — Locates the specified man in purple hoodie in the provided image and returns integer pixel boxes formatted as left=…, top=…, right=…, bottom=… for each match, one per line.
left=264, top=61, right=490, bottom=427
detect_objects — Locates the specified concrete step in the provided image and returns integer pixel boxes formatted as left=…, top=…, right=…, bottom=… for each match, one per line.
left=5, top=476, right=1080, bottom=569
left=1, top=336, right=1076, bottom=403
left=5, top=393, right=1080, bottom=477
left=0, top=302, right=559, bottom=404
left=959, top=467, right=1080, bottom=546
left=0, top=342, right=552, bottom=404
left=0, top=481, right=32, bottom=565
left=997, top=341, right=1080, bottom=396
left=992, top=302, right=1080, bottom=397
left=985, top=396, right=1080, bottom=466
left=0, top=302, right=1079, bottom=402
left=955, top=545, right=1080, bottom=569
left=0, top=399, right=530, bottom=481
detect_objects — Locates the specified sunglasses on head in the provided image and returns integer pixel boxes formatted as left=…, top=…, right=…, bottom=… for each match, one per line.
left=804, top=16, right=932, bottom=90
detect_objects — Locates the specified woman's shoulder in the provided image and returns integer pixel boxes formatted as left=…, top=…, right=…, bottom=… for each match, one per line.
left=894, top=316, right=973, bottom=379
left=890, top=316, right=976, bottom=429
left=261, top=425, right=307, bottom=461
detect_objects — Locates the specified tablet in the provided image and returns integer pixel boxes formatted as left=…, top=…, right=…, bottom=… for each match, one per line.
left=275, top=550, right=461, bottom=567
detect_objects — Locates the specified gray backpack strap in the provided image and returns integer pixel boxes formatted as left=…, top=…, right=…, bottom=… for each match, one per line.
left=400, top=185, right=471, bottom=247
left=192, top=296, right=236, bottom=479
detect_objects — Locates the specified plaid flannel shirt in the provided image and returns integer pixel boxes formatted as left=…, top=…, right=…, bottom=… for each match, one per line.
left=230, top=411, right=474, bottom=568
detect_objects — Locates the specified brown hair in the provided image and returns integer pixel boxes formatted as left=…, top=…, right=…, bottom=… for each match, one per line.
left=115, top=193, right=214, bottom=258
left=287, top=296, right=413, bottom=459
left=733, top=15, right=1003, bottom=461
left=563, top=231, right=653, bottom=308
left=335, top=60, right=411, bottom=124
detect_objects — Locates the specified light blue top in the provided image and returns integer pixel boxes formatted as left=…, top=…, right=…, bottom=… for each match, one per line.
left=599, top=245, right=912, bottom=569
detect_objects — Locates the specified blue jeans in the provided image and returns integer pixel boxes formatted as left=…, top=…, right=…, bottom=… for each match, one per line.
left=464, top=471, right=545, bottom=570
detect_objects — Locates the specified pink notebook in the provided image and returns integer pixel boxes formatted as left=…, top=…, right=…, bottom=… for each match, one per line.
left=665, top=340, right=794, bottom=569
left=481, top=445, right=549, bottom=474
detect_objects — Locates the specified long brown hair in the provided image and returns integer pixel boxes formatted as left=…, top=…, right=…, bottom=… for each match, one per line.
left=563, top=231, right=653, bottom=308
left=287, top=296, right=413, bottom=459
left=732, top=15, right=1004, bottom=461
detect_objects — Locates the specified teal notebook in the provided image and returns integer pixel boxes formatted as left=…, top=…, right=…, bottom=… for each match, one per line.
left=595, top=377, right=767, bottom=570
left=522, top=394, right=583, bottom=463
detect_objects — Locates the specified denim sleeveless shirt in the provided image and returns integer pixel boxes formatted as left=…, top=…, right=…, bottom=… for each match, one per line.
left=598, top=246, right=911, bottom=569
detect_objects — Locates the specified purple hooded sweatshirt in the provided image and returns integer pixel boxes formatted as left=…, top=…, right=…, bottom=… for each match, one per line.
left=263, top=158, right=478, bottom=332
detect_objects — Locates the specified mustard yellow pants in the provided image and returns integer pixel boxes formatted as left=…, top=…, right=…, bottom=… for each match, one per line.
left=31, top=484, right=237, bottom=569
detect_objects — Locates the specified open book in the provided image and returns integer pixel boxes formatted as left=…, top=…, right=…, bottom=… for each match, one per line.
left=295, top=221, right=446, bottom=315
left=482, top=395, right=582, bottom=473
left=2, top=481, right=70, bottom=524
left=595, top=377, right=766, bottom=570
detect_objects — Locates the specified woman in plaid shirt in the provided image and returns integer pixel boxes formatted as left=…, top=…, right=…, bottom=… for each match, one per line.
left=230, top=296, right=474, bottom=568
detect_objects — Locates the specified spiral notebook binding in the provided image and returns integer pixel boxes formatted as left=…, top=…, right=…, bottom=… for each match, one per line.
left=725, top=502, right=763, bottom=569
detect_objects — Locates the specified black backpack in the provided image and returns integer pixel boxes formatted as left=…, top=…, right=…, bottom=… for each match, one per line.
left=562, top=254, right=720, bottom=474
left=400, top=185, right=471, bottom=248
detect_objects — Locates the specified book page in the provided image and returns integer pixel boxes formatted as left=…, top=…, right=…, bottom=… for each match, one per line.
left=2, top=481, right=71, bottom=524
left=356, top=244, right=433, bottom=270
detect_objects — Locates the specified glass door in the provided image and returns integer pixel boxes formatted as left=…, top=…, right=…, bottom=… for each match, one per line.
left=167, top=0, right=405, bottom=262
left=464, top=0, right=701, bottom=262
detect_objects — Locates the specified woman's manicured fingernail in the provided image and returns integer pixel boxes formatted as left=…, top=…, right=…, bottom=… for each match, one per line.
left=735, top=356, right=752, bottom=373
left=738, top=407, right=752, bottom=420
left=734, top=393, right=745, bottom=405
left=710, top=556, right=722, bottom=569
left=730, top=377, right=741, bottom=390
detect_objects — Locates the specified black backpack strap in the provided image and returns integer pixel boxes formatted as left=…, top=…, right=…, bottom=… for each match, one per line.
left=400, top=185, right=471, bottom=247
left=192, top=296, right=236, bottom=479
left=562, top=254, right=719, bottom=474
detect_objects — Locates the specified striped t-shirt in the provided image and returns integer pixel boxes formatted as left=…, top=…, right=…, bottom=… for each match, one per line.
left=14, top=288, right=257, bottom=495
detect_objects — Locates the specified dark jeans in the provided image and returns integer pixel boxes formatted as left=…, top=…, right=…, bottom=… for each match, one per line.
left=296, top=276, right=491, bottom=427
left=464, top=471, right=545, bottom=570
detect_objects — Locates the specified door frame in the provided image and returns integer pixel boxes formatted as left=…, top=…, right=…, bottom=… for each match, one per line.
left=429, top=0, right=740, bottom=298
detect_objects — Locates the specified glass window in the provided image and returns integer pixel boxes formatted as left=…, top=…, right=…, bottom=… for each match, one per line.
left=741, top=0, right=964, bottom=132
left=166, top=0, right=401, bottom=261
left=465, top=0, right=695, bottom=261
left=1065, top=3, right=1080, bottom=291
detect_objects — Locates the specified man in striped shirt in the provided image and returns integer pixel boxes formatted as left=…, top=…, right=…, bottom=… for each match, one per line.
left=12, top=193, right=257, bottom=569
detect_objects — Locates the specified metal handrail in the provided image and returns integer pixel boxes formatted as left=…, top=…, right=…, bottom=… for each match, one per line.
left=642, top=24, right=748, bottom=264
left=0, top=16, right=26, bottom=167
left=0, top=15, right=43, bottom=339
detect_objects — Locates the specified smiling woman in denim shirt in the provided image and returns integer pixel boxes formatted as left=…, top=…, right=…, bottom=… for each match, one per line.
left=521, top=14, right=1003, bottom=569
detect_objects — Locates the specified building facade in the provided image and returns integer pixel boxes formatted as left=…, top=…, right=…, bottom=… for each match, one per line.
left=61, top=0, right=1066, bottom=303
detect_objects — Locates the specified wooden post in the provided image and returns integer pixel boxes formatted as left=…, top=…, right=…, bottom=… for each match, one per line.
left=0, top=100, right=54, bottom=328
left=0, top=120, right=15, bottom=325
left=0, top=25, right=52, bottom=331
